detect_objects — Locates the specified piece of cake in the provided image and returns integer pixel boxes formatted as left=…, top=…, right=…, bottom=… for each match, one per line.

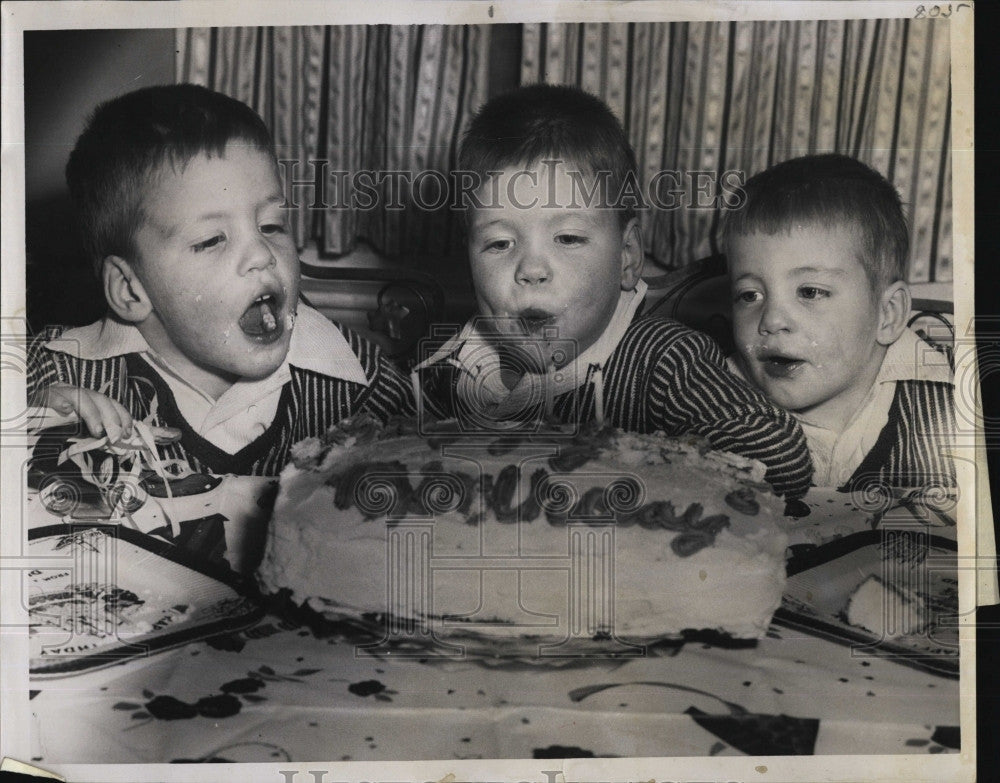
left=258, top=417, right=789, bottom=644
left=844, top=575, right=927, bottom=639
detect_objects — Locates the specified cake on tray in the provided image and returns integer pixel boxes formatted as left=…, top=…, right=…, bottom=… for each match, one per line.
left=844, top=574, right=928, bottom=640
left=258, top=416, right=790, bottom=647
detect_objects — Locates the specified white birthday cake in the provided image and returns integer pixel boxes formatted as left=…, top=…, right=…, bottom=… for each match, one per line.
left=258, top=417, right=790, bottom=643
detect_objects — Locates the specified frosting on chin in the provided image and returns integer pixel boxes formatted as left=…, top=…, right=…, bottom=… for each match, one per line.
left=259, top=419, right=788, bottom=641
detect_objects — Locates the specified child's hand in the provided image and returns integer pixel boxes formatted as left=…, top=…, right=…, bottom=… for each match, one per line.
left=38, top=383, right=134, bottom=442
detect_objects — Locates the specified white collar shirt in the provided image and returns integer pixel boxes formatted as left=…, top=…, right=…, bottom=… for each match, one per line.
left=44, top=305, right=368, bottom=454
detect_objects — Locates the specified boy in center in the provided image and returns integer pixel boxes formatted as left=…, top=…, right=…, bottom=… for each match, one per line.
left=416, top=84, right=813, bottom=499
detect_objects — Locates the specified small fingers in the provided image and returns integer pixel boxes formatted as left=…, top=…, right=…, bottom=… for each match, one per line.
left=73, top=392, right=111, bottom=439
left=42, top=383, right=78, bottom=415
left=43, top=385, right=136, bottom=442
left=152, top=425, right=182, bottom=445
left=107, top=397, right=134, bottom=439
left=87, top=392, right=132, bottom=442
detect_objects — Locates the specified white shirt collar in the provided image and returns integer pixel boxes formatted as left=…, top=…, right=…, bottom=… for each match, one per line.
left=800, top=329, right=952, bottom=486
left=877, top=326, right=952, bottom=384
left=44, top=303, right=370, bottom=387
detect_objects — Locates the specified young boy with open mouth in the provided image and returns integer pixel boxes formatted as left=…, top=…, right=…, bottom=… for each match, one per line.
left=28, top=84, right=414, bottom=477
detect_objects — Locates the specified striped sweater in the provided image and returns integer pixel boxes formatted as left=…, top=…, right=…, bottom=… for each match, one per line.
left=418, top=316, right=814, bottom=499
left=845, top=379, right=956, bottom=492
left=27, top=323, right=416, bottom=476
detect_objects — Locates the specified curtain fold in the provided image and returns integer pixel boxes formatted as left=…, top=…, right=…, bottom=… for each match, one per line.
left=521, top=18, right=953, bottom=283
left=178, top=19, right=952, bottom=283
left=179, top=25, right=490, bottom=260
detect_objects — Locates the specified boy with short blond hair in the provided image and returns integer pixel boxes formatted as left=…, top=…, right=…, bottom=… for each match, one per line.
left=723, top=153, right=955, bottom=491
left=416, top=84, right=813, bottom=499
left=28, top=84, right=414, bottom=476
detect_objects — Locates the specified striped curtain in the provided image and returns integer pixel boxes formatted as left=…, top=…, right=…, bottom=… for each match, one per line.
left=178, top=25, right=490, bottom=260
left=521, top=19, right=953, bottom=283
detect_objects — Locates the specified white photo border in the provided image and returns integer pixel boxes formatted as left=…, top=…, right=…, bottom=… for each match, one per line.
left=0, top=2, right=978, bottom=782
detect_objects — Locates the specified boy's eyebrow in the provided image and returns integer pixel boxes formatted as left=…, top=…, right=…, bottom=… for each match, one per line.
left=193, top=211, right=228, bottom=223
left=161, top=196, right=285, bottom=239
left=472, top=218, right=509, bottom=231
left=732, top=266, right=850, bottom=283
left=556, top=209, right=605, bottom=226
left=472, top=210, right=604, bottom=231
left=156, top=211, right=229, bottom=240
left=789, top=265, right=848, bottom=276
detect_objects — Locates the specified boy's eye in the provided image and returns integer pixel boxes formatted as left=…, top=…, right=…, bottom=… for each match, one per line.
left=555, top=234, right=586, bottom=246
left=798, top=286, right=830, bottom=300
left=483, top=239, right=513, bottom=252
left=734, top=290, right=762, bottom=304
left=260, top=222, right=288, bottom=235
left=192, top=234, right=225, bottom=252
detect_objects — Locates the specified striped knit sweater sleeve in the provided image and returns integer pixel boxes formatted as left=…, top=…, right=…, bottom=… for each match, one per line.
left=24, top=325, right=132, bottom=407
left=335, top=323, right=417, bottom=422
left=26, top=326, right=72, bottom=402
left=416, top=362, right=460, bottom=422
left=25, top=327, right=166, bottom=477
left=643, top=323, right=814, bottom=499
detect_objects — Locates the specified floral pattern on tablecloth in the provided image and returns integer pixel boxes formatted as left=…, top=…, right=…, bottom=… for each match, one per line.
left=30, top=613, right=960, bottom=763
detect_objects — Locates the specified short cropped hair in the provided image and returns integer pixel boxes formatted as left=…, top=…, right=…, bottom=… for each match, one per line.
left=458, top=84, right=639, bottom=227
left=66, top=83, right=276, bottom=273
left=721, top=154, right=909, bottom=291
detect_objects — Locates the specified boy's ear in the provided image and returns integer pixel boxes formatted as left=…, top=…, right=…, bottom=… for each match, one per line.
left=619, top=217, right=644, bottom=290
left=876, top=280, right=912, bottom=346
left=103, top=256, right=152, bottom=323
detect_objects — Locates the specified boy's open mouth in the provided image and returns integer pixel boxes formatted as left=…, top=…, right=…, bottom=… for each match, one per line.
left=239, top=293, right=284, bottom=343
left=518, top=308, right=557, bottom=334
left=759, top=352, right=805, bottom=379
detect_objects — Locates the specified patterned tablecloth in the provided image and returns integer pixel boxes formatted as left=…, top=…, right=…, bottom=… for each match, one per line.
left=28, top=609, right=959, bottom=763
left=25, top=487, right=961, bottom=763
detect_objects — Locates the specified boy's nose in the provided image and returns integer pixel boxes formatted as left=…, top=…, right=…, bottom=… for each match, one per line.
left=514, top=250, right=551, bottom=285
left=240, top=236, right=278, bottom=275
left=759, top=301, right=792, bottom=334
